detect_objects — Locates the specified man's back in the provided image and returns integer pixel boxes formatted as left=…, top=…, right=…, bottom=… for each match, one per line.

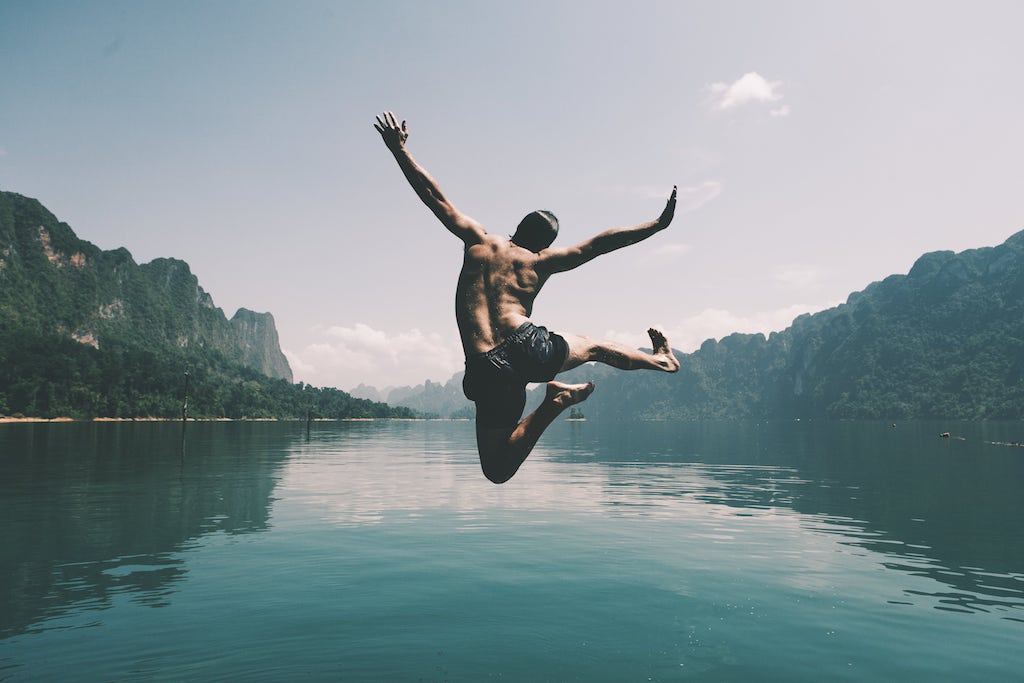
left=455, top=234, right=549, bottom=355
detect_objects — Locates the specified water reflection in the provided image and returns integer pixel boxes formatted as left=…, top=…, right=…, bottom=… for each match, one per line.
left=561, top=420, right=1024, bottom=622
left=0, top=422, right=298, bottom=637
left=275, top=419, right=1024, bottom=623
left=3, top=418, right=1022, bottom=644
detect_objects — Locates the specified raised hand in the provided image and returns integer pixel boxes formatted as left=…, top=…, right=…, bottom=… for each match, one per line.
left=374, top=111, right=409, bottom=150
left=658, top=186, right=677, bottom=227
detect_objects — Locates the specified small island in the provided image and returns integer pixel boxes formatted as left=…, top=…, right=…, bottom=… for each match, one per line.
left=566, top=407, right=586, bottom=422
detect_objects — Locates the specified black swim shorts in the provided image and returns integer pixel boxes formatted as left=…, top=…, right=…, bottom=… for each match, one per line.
left=462, top=322, right=569, bottom=429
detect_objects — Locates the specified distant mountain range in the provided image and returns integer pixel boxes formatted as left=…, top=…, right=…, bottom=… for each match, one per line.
left=350, top=376, right=475, bottom=419
left=366, top=229, right=1024, bottom=420
left=0, top=191, right=409, bottom=420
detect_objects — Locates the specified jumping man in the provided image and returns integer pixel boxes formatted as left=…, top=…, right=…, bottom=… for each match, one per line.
left=375, top=111, right=680, bottom=484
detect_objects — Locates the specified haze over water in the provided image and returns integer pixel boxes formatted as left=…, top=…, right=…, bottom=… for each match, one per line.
left=2, top=419, right=1022, bottom=680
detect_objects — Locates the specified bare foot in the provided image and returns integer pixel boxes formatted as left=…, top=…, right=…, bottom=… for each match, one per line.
left=546, top=381, right=596, bottom=408
left=647, top=328, right=680, bottom=372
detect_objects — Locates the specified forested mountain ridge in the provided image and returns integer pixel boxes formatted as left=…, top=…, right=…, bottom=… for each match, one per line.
left=0, top=191, right=291, bottom=380
left=557, top=229, right=1024, bottom=420
left=0, top=191, right=410, bottom=420
left=389, top=230, right=1024, bottom=420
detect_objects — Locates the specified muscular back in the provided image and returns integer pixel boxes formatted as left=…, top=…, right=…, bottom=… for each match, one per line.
left=455, top=234, right=550, bottom=355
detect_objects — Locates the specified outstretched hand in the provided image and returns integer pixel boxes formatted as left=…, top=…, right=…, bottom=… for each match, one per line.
left=658, top=186, right=677, bottom=227
left=374, top=111, right=408, bottom=151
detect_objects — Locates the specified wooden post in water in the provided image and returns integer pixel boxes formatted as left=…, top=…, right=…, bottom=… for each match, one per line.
left=180, top=371, right=190, bottom=456
left=306, top=406, right=312, bottom=441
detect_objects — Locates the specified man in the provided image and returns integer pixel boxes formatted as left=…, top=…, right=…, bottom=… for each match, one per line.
left=375, top=111, right=680, bottom=484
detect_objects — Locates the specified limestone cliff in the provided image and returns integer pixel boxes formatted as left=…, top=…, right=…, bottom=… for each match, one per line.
left=0, top=191, right=292, bottom=382
left=230, top=308, right=293, bottom=383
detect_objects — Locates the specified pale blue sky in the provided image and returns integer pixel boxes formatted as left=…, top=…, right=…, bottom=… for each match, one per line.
left=3, top=1, right=1022, bottom=390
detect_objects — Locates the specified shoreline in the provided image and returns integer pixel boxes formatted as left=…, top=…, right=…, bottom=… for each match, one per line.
left=0, top=416, right=442, bottom=424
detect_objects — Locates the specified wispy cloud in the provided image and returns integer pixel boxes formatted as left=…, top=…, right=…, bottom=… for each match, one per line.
left=708, top=72, right=788, bottom=115
left=630, top=180, right=723, bottom=214
left=285, top=322, right=463, bottom=391
left=647, top=242, right=693, bottom=261
left=677, top=181, right=723, bottom=213
left=602, top=302, right=837, bottom=354
left=773, top=264, right=822, bottom=289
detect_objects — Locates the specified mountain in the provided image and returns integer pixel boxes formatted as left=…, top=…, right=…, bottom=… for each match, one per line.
left=0, top=191, right=410, bottom=420
left=348, top=383, right=385, bottom=402
left=388, top=375, right=474, bottom=419
left=397, top=230, right=1024, bottom=420
left=0, top=191, right=291, bottom=381
left=349, top=375, right=474, bottom=419
left=229, top=308, right=292, bottom=382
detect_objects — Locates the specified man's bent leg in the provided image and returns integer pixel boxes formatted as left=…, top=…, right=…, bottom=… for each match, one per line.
left=476, top=381, right=595, bottom=484
left=560, top=328, right=680, bottom=373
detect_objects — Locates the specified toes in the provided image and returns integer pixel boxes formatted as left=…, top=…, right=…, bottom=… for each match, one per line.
left=647, top=328, right=670, bottom=353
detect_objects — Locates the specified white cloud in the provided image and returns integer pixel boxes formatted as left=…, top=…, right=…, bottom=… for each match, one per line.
left=287, top=322, right=463, bottom=391
left=708, top=72, right=785, bottom=112
left=773, top=264, right=822, bottom=289
left=646, top=242, right=693, bottom=261
left=602, top=302, right=837, bottom=354
left=770, top=105, right=791, bottom=118
left=282, top=348, right=316, bottom=378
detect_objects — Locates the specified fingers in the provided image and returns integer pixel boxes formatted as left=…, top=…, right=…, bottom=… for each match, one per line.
left=375, top=111, right=401, bottom=131
left=374, top=111, right=408, bottom=147
left=658, top=186, right=677, bottom=226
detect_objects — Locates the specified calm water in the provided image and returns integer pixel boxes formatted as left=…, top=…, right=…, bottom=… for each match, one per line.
left=1, top=419, right=1022, bottom=681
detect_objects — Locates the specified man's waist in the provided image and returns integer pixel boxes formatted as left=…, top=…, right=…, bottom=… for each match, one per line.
left=466, top=322, right=536, bottom=361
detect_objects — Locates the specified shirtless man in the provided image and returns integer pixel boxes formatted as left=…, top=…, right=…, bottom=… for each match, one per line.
left=375, top=111, right=680, bottom=484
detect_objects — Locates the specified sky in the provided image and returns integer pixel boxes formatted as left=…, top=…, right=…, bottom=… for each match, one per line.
left=2, top=1, right=1022, bottom=392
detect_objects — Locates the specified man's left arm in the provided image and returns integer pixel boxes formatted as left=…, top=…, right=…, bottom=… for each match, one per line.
left=537, top=186, right=676, bottom=274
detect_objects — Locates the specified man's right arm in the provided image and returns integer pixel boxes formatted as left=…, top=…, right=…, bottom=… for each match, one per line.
left=374, top=111, right=486, bottom=245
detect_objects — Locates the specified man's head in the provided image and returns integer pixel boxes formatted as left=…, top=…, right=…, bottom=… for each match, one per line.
left=511, top=210, right=559, bottom=252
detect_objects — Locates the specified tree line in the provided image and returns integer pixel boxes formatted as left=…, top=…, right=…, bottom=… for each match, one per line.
left=0, top=327, right=413, bottom=420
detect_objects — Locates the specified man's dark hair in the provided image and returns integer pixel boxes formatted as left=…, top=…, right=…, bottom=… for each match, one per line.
left=511, top=210, right=559, bottom=252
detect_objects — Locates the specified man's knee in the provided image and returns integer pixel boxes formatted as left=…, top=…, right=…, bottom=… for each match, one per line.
left=561, top=333, right=596, bottom=369
left=481, top=461, right=514, bottom=484
left=476, top=427, right=517, bottom=484
left=478, top=449, right=515, bottom=484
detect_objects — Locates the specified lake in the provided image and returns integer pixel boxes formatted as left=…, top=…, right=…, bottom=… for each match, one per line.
left=1, top=419, right=1022, bottom=681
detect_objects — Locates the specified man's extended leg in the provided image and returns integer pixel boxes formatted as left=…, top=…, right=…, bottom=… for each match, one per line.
left=559, top=328, right=680, bottom=373
left=476, top=381, right=595, bottom=484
